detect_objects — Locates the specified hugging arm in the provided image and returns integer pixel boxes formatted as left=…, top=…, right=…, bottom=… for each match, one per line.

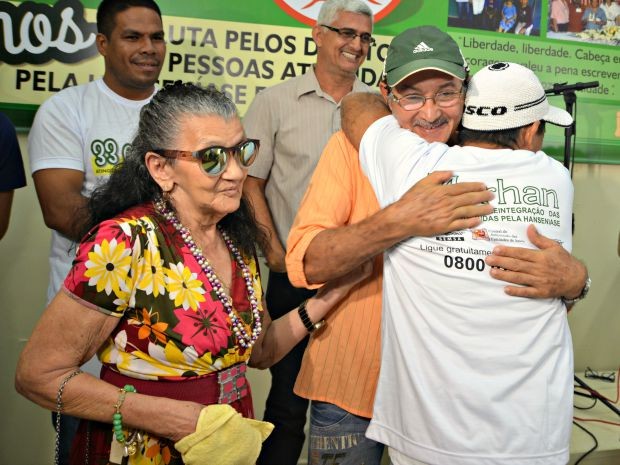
left=291, top=100, right=494, bottom=285
left=341, top=92, right=390, bottom=150
left=486, top=224, right=588, bottom=305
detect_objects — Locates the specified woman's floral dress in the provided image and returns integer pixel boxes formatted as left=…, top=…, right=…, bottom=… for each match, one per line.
left=64, top=202, right=264, bottom=464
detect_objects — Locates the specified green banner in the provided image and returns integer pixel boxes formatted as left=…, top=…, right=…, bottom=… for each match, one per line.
left=1, top=0, right=619, bottom=164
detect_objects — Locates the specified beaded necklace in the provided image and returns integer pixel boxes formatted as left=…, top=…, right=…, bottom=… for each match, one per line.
left=154, top=198, right=262, bottom=349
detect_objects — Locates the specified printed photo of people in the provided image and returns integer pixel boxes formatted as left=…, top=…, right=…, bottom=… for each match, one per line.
left=547, top=0, right=620, bottom=45
left=447, top=0, right=542, bottom=36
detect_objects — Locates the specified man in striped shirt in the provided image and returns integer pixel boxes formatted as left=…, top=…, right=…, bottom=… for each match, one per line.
left=242, top=1, right=375, bottom=463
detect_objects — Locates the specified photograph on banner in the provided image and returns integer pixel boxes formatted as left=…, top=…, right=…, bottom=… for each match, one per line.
left=547, top=0, right=620, bottom=45
left=447, top=0, right=542, bottom=36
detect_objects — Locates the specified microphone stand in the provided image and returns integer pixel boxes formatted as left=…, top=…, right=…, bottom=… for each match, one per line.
left=544, top=85, right=615, bottom=415
left=544, top=81, right=599, bottom=171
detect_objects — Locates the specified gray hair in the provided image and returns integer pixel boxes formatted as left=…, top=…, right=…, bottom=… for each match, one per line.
left=134, top=81, right=238, bottom=156
left=317, top=0, right=374, bottom=28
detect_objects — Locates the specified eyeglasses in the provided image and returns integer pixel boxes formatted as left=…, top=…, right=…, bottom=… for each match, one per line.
left=390, top=88, right=465, bottom=111
left=153, top=139, right=259, bottom=177
left=584, top=367, right=616, bottom=383
left=321, top=24, right=376, bottom=46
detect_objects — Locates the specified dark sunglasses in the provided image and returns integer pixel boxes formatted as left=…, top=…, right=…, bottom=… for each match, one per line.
left=153, top=139, right=259, bottom=177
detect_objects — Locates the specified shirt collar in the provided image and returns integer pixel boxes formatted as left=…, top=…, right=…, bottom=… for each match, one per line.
left=295, top=66, right=366, bottom=100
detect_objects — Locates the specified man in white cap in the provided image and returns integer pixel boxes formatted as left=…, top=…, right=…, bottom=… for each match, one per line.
left=350, top=61, right=576, bottom=465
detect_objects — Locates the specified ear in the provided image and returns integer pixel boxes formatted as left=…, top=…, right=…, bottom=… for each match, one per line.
left=312, top=24, right=323, bottom=48
left=379, top=81, right=390, bottom=102
left=145, top=152, right=175, bottom=193
left=95, top=32, right=108, bottom=56
left=518, top=121, right=541, bottom=151
left=96, top=32, right=108, bottom=57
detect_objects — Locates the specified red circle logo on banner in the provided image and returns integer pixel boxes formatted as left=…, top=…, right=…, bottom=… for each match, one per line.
left=274, top=0, right=400, bottom=26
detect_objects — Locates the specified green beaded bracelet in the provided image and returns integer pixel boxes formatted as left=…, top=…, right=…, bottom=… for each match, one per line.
left=112, top=385, right=136, bottom=443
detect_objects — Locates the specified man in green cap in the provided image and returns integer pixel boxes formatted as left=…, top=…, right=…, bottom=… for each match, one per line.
left=286, top=26, right=589, bottom=465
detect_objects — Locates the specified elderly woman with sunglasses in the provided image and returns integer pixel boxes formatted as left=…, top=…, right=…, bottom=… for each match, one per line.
left=16, top=82, right=369, bottom=465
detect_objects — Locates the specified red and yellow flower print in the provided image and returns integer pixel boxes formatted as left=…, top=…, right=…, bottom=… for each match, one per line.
left=65, top=203, right=263, bottom=380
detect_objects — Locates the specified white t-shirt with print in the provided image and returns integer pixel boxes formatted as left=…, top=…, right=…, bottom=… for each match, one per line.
left=29, top=79, right=153, bottom=304
left=360, top=115, right=574, bottom=465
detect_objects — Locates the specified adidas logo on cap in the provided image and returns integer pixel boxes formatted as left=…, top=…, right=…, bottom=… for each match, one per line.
left=412, top=42, right=433, bottom=53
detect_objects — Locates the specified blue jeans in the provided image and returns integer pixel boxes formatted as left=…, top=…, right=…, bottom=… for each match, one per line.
left=256, top=271, right=315, bottom=465
left=309, top=401, right=384, bottom=465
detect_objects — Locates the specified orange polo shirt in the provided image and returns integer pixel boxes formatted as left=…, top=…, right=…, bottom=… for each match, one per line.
left=286, top=130, right=383, bottom=418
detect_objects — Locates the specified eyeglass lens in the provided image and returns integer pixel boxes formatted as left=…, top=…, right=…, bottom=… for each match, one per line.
left=394, top=91, right=463, bottom=111
left=323, top=25, right=374, bottom=45
left=339, top=28, right=373, bottom=44
left=201, top=140, right=258, bottom=176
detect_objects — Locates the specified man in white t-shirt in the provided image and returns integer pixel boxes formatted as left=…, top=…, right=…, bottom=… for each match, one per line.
left=28, top=1, right=165, bottom=463
left=350, top=59, right=576, bottom=464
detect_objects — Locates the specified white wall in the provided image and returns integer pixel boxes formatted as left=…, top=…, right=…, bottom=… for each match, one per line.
left=2, top=133, right=618, bottom=464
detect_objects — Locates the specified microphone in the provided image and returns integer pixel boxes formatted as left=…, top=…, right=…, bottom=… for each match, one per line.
left=545, top=81, right=599, bottom=95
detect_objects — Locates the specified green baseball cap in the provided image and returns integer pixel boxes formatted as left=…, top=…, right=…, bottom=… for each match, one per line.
left=383, top=26, right=469, bottom=87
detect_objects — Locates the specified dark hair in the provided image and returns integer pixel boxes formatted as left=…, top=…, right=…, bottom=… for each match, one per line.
left=458, top=120, right=545, bottom=149
left=97, top=0, right=162, bottom=37
left=81, top=81, right=266, bottom=256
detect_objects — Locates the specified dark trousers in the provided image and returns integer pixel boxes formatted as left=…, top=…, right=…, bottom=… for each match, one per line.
left=257, top=270, right=316, bottom=465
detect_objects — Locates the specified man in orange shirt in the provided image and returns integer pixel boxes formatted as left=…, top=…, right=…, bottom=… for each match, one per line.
left=286, top=26, right=589, bottom=465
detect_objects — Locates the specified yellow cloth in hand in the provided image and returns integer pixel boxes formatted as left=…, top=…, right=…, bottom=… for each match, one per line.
left=174, top=404, right=274, bottom=465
